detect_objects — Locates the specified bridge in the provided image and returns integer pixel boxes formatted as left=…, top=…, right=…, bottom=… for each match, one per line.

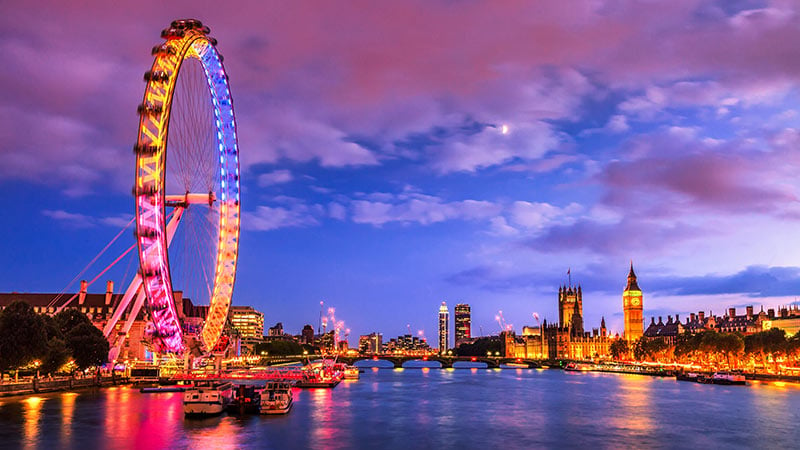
left=260, top=355, right=547, bottom=369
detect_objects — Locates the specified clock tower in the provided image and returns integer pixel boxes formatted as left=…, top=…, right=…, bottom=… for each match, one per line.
left=622, top=262, right=643, bottom=341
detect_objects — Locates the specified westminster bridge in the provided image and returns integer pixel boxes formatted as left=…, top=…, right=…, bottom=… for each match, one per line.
left=261, top=354, right=547, bottom=369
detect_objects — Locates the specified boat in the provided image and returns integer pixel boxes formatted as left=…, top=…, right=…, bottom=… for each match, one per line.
left=344, top=365, right=360, bottom=380
left=296, top=360, right=343, bottom=388
left=260, top=382, right=293, bottom=414
left=711, top=371, right=747, bottom=386
left=226, top=384, right=262, bottom=414
left=564, top=362, right=593, bottom=372
left=140, top=386, right=187, bottom=393
left=676, top=372, right=702, bottom=382
left=183, top=381, right=233, bottom=416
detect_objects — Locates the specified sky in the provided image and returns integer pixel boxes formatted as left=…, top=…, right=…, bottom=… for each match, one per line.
left=2, top=0, right=800, bottom=345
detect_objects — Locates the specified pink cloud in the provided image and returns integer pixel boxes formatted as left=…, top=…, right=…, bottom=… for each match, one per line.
left=599, top=131, right=800, bottom=215
left=2, top=0, right=800, bottom=189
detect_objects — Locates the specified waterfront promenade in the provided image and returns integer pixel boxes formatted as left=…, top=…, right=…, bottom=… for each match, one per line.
left=0, top=375, right=126, bottom=397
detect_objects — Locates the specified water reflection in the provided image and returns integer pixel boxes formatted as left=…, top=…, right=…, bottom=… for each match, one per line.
left=611, top=374, right=654, bottom=435
left=1, top=371, right=799, bottom=448
left=22, top=396, right=44, bottom=449
left=60, top=392, right=77, bottom=446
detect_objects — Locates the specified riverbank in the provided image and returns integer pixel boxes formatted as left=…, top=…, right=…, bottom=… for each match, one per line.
left=0, top=375, right=129, bottom=397
left=575, top=363, right=800, bottom=384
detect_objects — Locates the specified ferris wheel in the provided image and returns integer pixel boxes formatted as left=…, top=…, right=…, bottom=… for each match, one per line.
left=103, top=19, right=240, bottom=358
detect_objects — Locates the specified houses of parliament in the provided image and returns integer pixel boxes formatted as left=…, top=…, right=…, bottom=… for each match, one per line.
left=504, top=264, right=643, bottom=359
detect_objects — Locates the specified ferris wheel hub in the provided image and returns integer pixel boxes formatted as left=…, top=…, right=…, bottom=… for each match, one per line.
left=164, top=192, right=216, bottom=208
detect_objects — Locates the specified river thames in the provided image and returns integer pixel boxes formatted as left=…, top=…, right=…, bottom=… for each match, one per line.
left=1, top=366, right=799, bottom=449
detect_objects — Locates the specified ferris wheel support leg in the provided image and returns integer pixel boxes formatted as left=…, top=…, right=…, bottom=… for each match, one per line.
left=105, top=209, right=186, bottom=363
left=103, top=273, right=143, bottom=338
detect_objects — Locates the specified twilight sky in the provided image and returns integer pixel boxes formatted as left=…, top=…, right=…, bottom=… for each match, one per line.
left=2, top=0, right=800, bottom=345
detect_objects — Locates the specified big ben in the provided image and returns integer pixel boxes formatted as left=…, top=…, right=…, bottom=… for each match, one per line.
left=622, top=262, right=643, bottom=341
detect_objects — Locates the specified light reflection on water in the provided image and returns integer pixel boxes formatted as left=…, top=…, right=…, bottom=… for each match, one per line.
left=22, top=396, right=43, bottom=449
left=0, top=371, right=799, bottom=449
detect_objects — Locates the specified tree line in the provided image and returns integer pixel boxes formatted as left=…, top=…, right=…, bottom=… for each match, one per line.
left=609, top=328, right=800, bottom=370
left=0, top=301, right=110, bottom=378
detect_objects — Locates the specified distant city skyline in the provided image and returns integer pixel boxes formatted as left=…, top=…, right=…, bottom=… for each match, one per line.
left=3, top=1, right=800, bottom=341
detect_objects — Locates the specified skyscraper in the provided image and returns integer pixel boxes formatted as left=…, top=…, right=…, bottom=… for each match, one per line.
left=623, top=262, right=644, bottom=341
left=438, top=302, right=449, bottom=354
left=454, top=303, right=471, bottom=346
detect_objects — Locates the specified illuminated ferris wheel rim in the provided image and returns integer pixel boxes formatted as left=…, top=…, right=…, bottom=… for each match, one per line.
left=133, top=19, right=240, bottom=353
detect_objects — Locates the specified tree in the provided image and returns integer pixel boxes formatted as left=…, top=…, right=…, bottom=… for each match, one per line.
left=453, top=337, right=503, bottom=357
left=54, top=309, right=93, bottom=336
left=609, top=339, right=629, bottom=360
left=40, top=315, right=69, bottom=375
left=253, top=340, right=305, bottom=356
left=40, top=338, right=70, bottom=375
left=0, top=301, right=47, bottom=372
left=53, top=308, right=108, bottom=370
left=65, top=323, right=109, bottom=370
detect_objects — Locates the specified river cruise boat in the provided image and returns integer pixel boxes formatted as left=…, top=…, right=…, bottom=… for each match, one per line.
left=344, top=365, right=360, bottom=380
left=711, top=371, right=747, bottom=386
left=260, top=382, right=293, bottom=414
left=183, top=381, right=234, bottom=416
left=296, top=360, right=343, bottom=388
left=564, top=362, right=594, bottom=372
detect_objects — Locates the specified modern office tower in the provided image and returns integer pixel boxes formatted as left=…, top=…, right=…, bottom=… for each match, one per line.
left=438, top=301, right=450, bottom=354
left=454, top=303, right=471, bottom=346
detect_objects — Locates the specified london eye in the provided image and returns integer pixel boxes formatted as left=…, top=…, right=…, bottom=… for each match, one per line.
left=129, top=19, right=240, bottom=355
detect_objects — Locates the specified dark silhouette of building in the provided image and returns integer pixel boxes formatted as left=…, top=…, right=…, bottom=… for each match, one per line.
left=455, top=303, right=471, bottom=346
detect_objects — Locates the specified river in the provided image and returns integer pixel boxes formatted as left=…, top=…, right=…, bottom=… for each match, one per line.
left=1, top=365, right=798, bottom=449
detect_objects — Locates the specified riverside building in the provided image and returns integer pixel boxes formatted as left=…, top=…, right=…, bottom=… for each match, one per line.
left=438, top=302, right=450, bottom=354
left=454, top=303, right=471, bottom=347
left=505, top=274, right=611, bottom=360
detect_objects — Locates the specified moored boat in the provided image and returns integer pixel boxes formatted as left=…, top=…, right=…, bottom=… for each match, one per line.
left=676, top=372, right=701, bottom=382
left=226, top=384, right=262, bottom=414
left=296, top=360, right=343, bottom=388
left=344, top=365, right=360, bottom=380
left=711, top=371, right=747, bottom=386
left=183, top=381, right=233, bottom=416
left=564, top=362, right=593, bottom=372
left=260, top=382, right=293, bottom=414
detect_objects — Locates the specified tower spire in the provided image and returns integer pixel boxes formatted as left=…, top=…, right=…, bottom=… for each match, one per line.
left=626, top=261, right=640, bottom=291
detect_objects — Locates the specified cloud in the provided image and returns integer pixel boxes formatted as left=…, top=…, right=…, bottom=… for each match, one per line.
left=508, top=201, right=581, bottom=229
left=648, top=265, right=800, bottom=298
left=328, top=202, right=347, bottom=221
left=431, top=121, right=561, bottom=173
left=598, top=131, right=800, bottom=216
left=351, top=195, right=501, bottom=226
left=42, top=209, right=133, bottom=228
left=257, top=169, right=293, bottom=186
left=524, top=217, right=704, bottom=255
left=243, top=204, right=322, bottom=231
left=241, top=110, right=379, bottom=168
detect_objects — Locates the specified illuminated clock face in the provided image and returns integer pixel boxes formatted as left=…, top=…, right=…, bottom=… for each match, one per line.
left=632, top=298, right=640, bottom=306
